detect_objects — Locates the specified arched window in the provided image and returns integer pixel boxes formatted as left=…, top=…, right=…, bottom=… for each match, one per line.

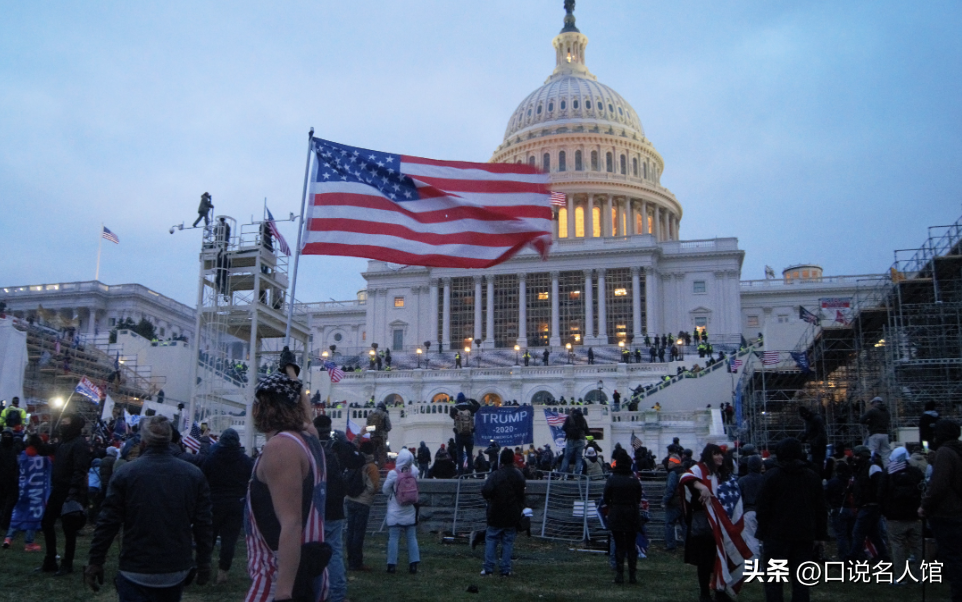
left=531, top=390, right=556, bottom=405
left=431, top=392, right=451, bottom=403
left=575, top=206, right=585, bottom=237
left=620, top=154, right=627, bottom=175
left=608, top=103, right=614, bottom=113
left=543, top=153, right=551, bottom=172
left=573, top=99, right=580, bottom=109
left=548, top=102, right=554, bottom=112
left=592, top=205, right=601, bottom=237
left=632, top=157, right=638, bottom=176
left=528, top=156, right=536, bottom=167
left=527, top=108, right=532, bottom=117
left=482, top=392, right=503, bottom=406
left=590, top=151, right=599, bottom=171
left=558, top=151, right=567, bottom=171
left=574, top=150, right=583, bottom=171
left=606, top=152, right=613, bottom=173
left=585, top=100, right=592, bottom=109
left=585, top=389, right=607, bottom=404
left=383, top=393, right=403, bottom=405
left=558, top=206, right=568, bottom=238
left=560, top=100, right=566, bottom=110
left=636, top=211, right=644, bottom=235
left=537, top=104, right=542, bottom=114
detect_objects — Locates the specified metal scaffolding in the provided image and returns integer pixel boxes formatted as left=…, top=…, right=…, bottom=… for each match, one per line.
left=744, top=213, right=962, bottom=451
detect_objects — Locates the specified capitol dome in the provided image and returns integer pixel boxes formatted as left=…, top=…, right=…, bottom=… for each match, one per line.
left=491, top=4, right=682, bottom=244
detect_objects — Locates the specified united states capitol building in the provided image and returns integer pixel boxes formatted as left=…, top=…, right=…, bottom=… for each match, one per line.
left=0, top=7, right=878, bottom=453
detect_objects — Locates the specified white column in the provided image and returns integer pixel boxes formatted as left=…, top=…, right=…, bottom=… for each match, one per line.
left=645, top=267, right=659, bottom=335
left=606, top=194, right=614, bottom=237
left=473, top=276, right=483, bottom=343
left=654, top=206, right=662, bottom=241
left=585, top=196, right=594, bottom=239
left=629, top=199, right=637, bottom=235
left=429, top=279, right=439, bottom=344
left=484, top=275, right=495, bottom=349
left=566, top=194, right=574, bottom=238
left=550, top=271, right=561, bottom=347
left=584, top=269, right=594, bottom=341
left=631, top=266, right=642, bottom=338
left=442, top=278, right=451, bottom=348
left=518, top=273, right=528, bottom=346
left=597, top=268, right=607, bottom=343
left=641, top=200, right=648, bottom=234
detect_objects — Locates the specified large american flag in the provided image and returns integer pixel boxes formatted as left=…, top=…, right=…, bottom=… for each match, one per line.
left=301, top=137, right=553, bottom=268
left=102, top=226, right=119, bottom=244
left=323, top=360, right=345, bottom=383
left=761, top=351, right=780, bottom=366
left=265, top=207, right=291, bottom=256
left=680, top=463, right=753, bottom=596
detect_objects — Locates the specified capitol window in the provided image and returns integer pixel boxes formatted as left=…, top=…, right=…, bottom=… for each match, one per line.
left=614, top=288, right=628, bottom=297
left=620, top=154, right=627, bottom=175
left=558, top=207, right=568, bottom=238
left=592, top=205, right=601, bottom=237
left=591, top=151, right=598, bottom=171
left=747, top=315, right=759, bottom=328
left=573, top=99, right=579, bottom=109
left=334, top=333, right=343, bottom=342
left=527, top=108, right=532, bottom=117
left=575, top=206, right=585, bottom=237
left=643, top=162, right=648, bottom=179
left=609, top=103, right=614, bottom=113
left=548, top=102, right=554, bottom=112
left=693, top=281, right=707, bottom=294
left=538, top=291, right=549, bottom=300
left=543, top=153, right=550, bottom=172
left=560, top=100, right=566, bottom=110
left=528, top=156, right=536, bottom=167
left=606, top=152, right=613, bottom=172
left=585, top=100, right=591, bottom=109
left=558, top=151, right=566, bottom=171
left=574, top=150, right=582, bottom=171
left=618, top=107, right=623, bottom=115
left=537, top=104, right=542, bottom=114
left=632, top=157, right=638, bottom=176
left=394, top=296, right=405, bottom=307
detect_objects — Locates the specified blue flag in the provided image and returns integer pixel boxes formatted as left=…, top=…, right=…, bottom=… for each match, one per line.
left=791, top=351, right=811, bottom=373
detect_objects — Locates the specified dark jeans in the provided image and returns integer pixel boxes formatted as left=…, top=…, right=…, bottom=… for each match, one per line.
left=929, top=516, right=962, bottom=602
left=211, top=498, right=244, bottom=571
left=830, top=508, right=855, bottom=559
left=42, top=488, right=80, bottom=567
left=663, top=506, right=687, bottom=550
left=0, top=485, right=16, bottom=531
left=345, top=499, right=372, bottom=570
left=455, top=434, right=473, bottom=476
left=115, top=573, right=185, bottom=602
left=763, top=539, right=815, bottom=602
left=847, top=506, right=888, bottom=562
left=611, top=530, right=637, bottom=575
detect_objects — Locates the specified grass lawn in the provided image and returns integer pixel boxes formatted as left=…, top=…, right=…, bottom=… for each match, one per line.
left=0, top=529, right=949, bottom=602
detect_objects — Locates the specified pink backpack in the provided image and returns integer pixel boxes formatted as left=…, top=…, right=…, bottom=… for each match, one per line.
left=394, top=467, right=419, bottom=506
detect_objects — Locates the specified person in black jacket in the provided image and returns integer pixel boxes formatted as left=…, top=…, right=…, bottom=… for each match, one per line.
left=559, top=409, right=589, bottom=475
left=879, top=447, right=924, bottom=575
left=845, top=445, right=888, bottom=562
left=31, top=413, right=90, bottom=575
left=755, top=438, right=827, bottom=602
left=0, top=428, right=20, bottom=534
left=918, top=401, right=939, bottom=449
left=417, top=441, right=431, bottom=477
left=481, top=448, right=526, bottom=577
left=84, top=416, right=213, bottom=597
left=603, top=452, right=642, bottom=584
left=201, top=428, right=253, bottom=584
left=797, top=406, right=828, bottom=476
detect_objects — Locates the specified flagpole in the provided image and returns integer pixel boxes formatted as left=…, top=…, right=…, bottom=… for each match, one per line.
left=285, top=127, right=314, bottom=345
left=95, top=223, right=103, bottom=281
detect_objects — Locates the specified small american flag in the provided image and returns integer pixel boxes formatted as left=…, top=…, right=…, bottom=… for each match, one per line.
left=545, top=410, right=567, bottom=426
left=550, top=191, right=566, bottom=207
left=102, top=226, right=119, bottom=244
left=323, top=360, right=345, bottom=383
left=730, top=357, right=744, bottom=371
left=762, top=351, right=780, bottom=366
left=183, top=422, right=202, bottom=453
left=265, top=207, right=291, bottom=256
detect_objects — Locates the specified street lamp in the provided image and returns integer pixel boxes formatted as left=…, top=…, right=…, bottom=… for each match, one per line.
left=565, top=342, right=572, bottom=364
left=368, top=348, right=376, bottom=370
left=51, top=397, right=64, bottom=408
left=416, top=347, right=422, bottom=368
left=514, top=344, right=520, bottom=365
left=464, top=346, right=471, bottom=368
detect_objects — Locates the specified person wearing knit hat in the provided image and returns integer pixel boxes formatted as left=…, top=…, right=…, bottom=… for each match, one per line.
left=603, top=453, right=642, bottom=584
left=584, top=447, right=604, bottom=478
left=480, top=447, right=526, bottom=577
left=880, top=446, right=924, bottom=577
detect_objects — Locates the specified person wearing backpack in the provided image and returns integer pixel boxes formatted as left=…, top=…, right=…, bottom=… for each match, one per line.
left=451, top=394, right=478, bottom=476
left=382, top=448, right=420, bottom=574
left=480, top=448, right=526, bottom=577
left=345, top=440, right=380, bottom=572
left=879, top=447, right=924, bottom=576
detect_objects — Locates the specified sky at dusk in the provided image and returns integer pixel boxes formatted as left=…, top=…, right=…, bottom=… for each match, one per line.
left=2, top=1, right=960, bottom=306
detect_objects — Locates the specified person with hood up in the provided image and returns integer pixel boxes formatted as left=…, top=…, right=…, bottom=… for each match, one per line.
left=737, top=455, right=764, bottom=557
left=480, top=448, right=526, bottom=577
left=919, top=419, right=962, bottom=602
left=879, top=446, right=924, bottom=577
left=584, top=447, right=604, bottom=478
left=30, top=413, right=90, bottom=575
left=201, top=428, right=253, bottom=584
left=383, top=448, right=420, bottom=574
left=755, top=438, right=827, bottom=602
left=431, top=445, right=457, bottom=479
left=416, top=441, right=431, bottom=478
left=604, top=451, right=642, bottom=584
left=559, top=408, right=589, bottom=475
left=845, top=445, right=888, bottom=563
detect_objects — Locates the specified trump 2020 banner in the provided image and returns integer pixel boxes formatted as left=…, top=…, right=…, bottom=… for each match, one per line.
left=474, top=406, right=533, bottom=448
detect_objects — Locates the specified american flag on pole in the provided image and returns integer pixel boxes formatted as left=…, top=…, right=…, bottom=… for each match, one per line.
left=74, top=376, right=103, bottom=404
left=680, top=463, right=753, bottom=596
left=544, top=409, right=567, bottom=447
left=183, top=422, right=202, bottom=453
left=761, top=351, right=780, bottom=366
left=799, top=306, right=820, bottom=325
left=302, top=137, right=552, bottom=268
left=730, top=357, right=744, bottom=371
left=102, top=226, right=119, bottom=244
left=323, top=360, right=345, bottom=383
left=550, top=191, right=566, bottom=207
left=265, top=207, right=291, bottom=256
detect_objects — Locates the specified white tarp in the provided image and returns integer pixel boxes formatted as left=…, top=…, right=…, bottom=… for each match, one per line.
left=0, top=318, right=27, bottom=404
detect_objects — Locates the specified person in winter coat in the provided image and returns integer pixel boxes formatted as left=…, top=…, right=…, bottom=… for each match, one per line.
left=583, top=447, right=605, bottom=478
left=919, top=419, right=962, bottom=602
left=846, top=445, right=888, bottom=562
left=879, top=447, right=924, bottom=575
left=798, top=406, right=828, bottom=476
left=859, top=397, right=891, bottom=468
left=382, top=448, right=420, bottom=574
left=345, top=440, right=380, bottom=571
left=474, top=450, right=490, bottom=473
left=918, top=401, right=939, bottom=449
left=30, top=413, right=90, bottom=575
left=662, top=453, right=687, bottom=551
left=756, top=438, right=827, bottom=602
left=481, top=448, right=526, bottom=577
left=824, top=461, right=855, bottom=560
left=0, top=428, right=20, bottom=533
left=559, top=408, right=589, bottom=475
left=603, top=453, right=642, bottom=584
left=201, top=428, right=254, bottom=584
left=99, top=446, right=118, bottom=493
left=737, top=454, right=764, bottom=557
left=416, top=442, right=431, bottom=477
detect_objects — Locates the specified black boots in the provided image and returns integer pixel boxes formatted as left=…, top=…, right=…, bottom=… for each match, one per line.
left=614, top=571, right=624, bottom=584
left=409, top=562, right=418, bottom=574
left=628, top=570, right=637, bottom=584
left=386, top=564, right=396, bottom=573
left=36, top=557, right=59, bottom=573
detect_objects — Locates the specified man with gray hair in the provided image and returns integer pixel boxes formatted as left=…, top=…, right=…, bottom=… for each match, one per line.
left=85, top=415, right=213, bottom=601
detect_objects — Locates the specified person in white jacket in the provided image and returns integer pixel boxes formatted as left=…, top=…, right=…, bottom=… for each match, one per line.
left=382, top=448, right=420, bottom=574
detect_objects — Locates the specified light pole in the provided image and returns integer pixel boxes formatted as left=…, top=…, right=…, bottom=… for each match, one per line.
left=464, top=346, right=471, bottom=368
left=618, top=340, right=625, bottom=363
left=565, top=342, right=572, bottom=364
left=416, top=347, right=422, bottom=368
left=368, top=348, right=375, bottom=370
left=514, top=344, right=520, bottom=365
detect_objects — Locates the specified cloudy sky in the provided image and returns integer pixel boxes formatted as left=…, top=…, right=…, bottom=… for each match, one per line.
left=2, top=1, right=960, bottom=306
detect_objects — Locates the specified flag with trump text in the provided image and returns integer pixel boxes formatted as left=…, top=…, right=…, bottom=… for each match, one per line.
left=301, top=137, right=553, bottom=268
